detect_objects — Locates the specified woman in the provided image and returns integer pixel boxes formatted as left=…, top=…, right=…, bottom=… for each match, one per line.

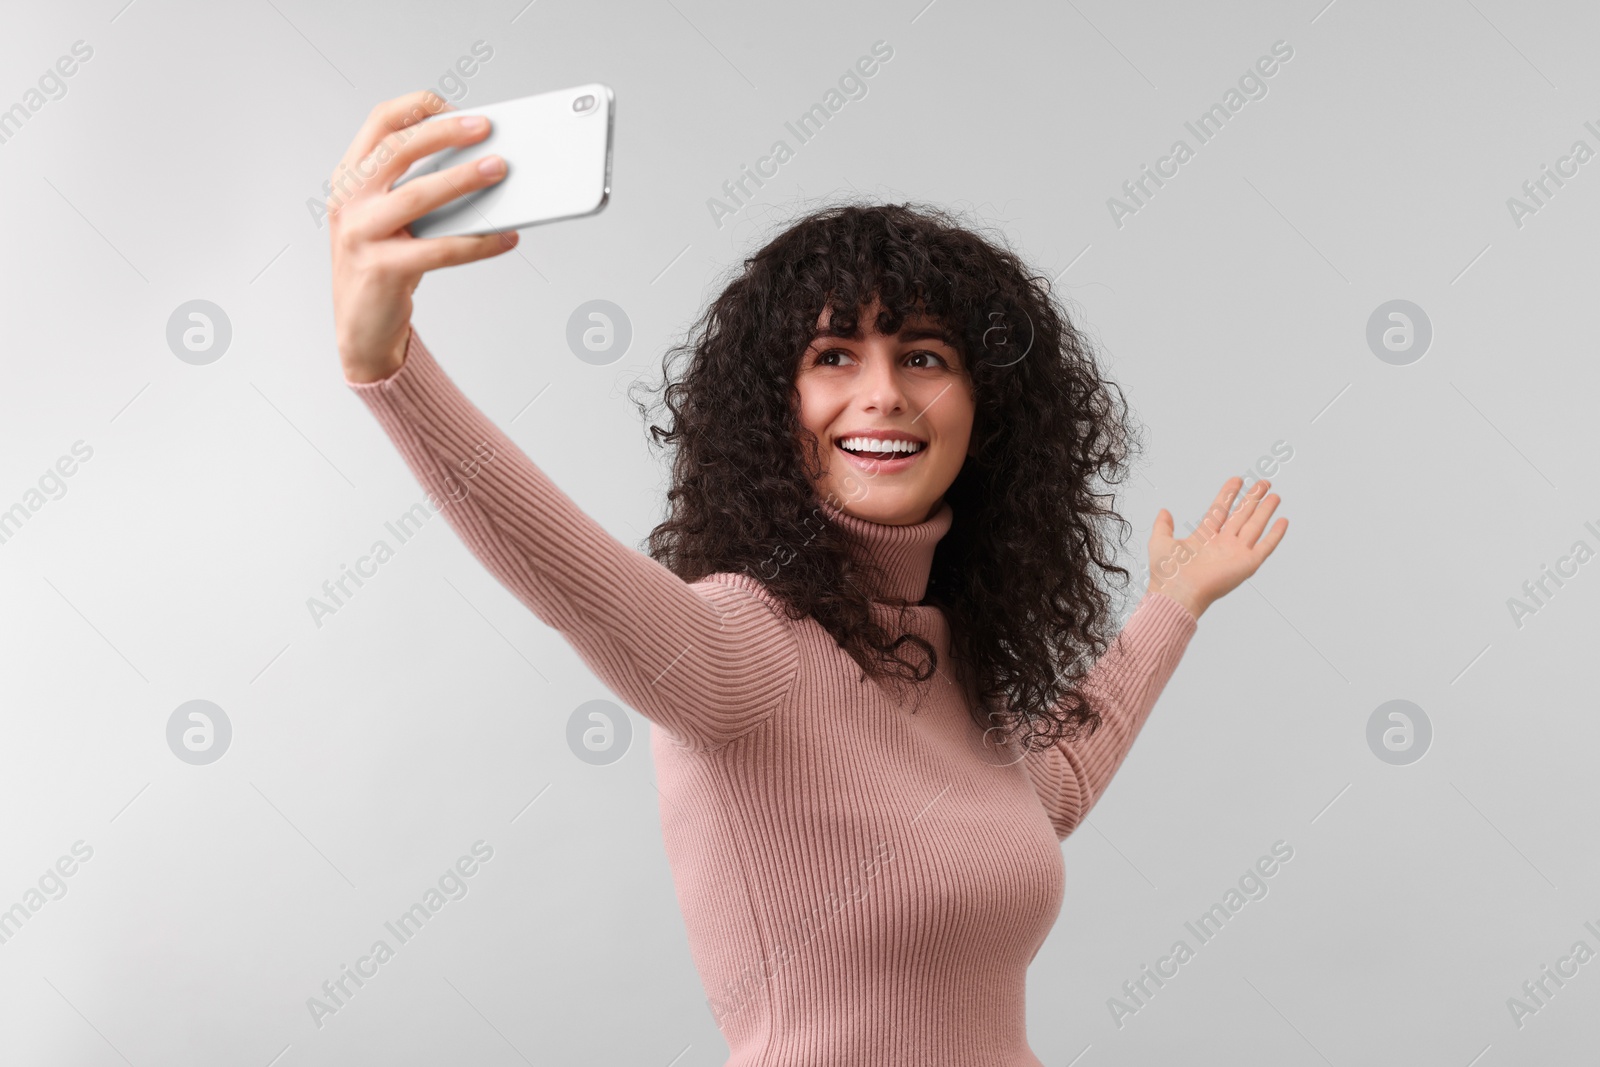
left=329, top=91, right=1287, bottom=1065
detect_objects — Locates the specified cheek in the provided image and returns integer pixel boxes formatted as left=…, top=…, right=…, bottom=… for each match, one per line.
left=792, top=380, right=838, bottom=440
left=924, top=384, right=975, bottom=442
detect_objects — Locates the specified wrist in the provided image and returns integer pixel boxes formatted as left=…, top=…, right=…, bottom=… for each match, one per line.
left=1148, top=582, right=1206, bottom=621
left=342, top=325, right=411, bottom=384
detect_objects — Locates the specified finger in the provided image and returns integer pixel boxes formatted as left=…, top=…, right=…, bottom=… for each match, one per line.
left=1196, top=477, right=1243, bottom=537
left=362, top=151, right=507, bottom=239
left=327, top=92, right=459, bottom=220
left=390, top=228, right=521, bottom=275
left=1251, top=517, right=1289, bottom=563
left=337, top=90, right=454, bottom=181
left=362, top=110, right=496, bottom=203
left=1221, top=479, right=1271, bottom=535
left=335, top=110, right=490, bottom=228
left=1153, top=507, right=1174, bottom=540
left=1237, top=492, right=1281, bottom=545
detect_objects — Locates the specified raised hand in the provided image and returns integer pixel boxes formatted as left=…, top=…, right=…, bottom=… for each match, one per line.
left=328, top=90, right=519, bottom=383
left=1146, top=477, right=1288, bottom=620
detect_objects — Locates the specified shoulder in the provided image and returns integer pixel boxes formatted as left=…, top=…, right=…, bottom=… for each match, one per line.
left=693, top=570, right=797, bottom=623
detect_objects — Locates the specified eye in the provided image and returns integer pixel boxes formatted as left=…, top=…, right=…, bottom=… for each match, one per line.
left=812, top=347, right=954, bottom=369
left=906, top=349, right=952, bottom=369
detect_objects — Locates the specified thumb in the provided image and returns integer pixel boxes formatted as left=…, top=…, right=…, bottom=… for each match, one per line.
left=1152, top=508, right=1175, bottom=540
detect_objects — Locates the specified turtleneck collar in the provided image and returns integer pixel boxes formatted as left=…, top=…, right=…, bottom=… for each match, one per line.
left=814, top=496, right=954, bottom=603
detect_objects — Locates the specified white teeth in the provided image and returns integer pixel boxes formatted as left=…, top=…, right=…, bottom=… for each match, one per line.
left=839, top=436, right=924, bottom=455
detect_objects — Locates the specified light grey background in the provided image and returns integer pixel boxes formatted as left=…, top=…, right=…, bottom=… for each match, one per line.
left=2, top=0, right=1596, bottom=1063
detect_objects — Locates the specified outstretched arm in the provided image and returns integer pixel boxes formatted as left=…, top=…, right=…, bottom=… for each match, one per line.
left=1025, top=589, right=1197, bottom=840
left=347, top=326, right=800, bottom=751
left=325, top=92, right=799, bottom=751
left=1027, top=477, right=1288, bottom=839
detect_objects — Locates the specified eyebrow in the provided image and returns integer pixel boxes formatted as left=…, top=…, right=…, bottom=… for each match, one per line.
left=810, top=323, right=958, bottom=346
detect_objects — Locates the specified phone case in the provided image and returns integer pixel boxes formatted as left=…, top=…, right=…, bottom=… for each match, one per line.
left=395, top=83, right=613, bottom=239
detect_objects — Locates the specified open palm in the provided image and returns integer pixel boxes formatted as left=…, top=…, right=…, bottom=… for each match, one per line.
left=1147, top=477, right=1288, bottom=620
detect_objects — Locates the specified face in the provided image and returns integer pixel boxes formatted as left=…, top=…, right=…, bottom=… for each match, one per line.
left=792, top=296, right=976, bottom=525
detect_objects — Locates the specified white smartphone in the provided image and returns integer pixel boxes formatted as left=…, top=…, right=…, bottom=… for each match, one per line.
left=395, top=83, right=614, bottom=239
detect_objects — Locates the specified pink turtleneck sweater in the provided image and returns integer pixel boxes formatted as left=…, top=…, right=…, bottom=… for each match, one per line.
left=346, top=327, right=1198, bottom=1066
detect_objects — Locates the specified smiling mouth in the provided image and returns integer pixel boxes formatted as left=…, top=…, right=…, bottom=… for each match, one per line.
left=835, top=437, right=927, bottom=460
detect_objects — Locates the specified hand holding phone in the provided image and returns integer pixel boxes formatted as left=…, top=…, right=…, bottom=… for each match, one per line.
left=326, top=90, right=521, bottom=381
left=327, top=85, right=614, bottom=382
left=393, top=84, right=614, bottom=238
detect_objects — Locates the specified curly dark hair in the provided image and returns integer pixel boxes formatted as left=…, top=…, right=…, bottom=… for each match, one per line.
left=627, top=198, right=1146, bottom=752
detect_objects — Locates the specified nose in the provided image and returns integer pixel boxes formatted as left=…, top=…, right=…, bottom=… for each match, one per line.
left=858, top=350, right=907, bottom=413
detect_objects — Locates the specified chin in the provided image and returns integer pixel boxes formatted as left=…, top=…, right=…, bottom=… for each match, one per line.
left=834, top=489, right=940, bottom=526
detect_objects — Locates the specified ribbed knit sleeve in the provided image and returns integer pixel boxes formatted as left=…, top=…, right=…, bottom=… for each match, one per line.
left=345, top=326, right=801, bottom=751
left=1026, top=589, right=1198, bottom=840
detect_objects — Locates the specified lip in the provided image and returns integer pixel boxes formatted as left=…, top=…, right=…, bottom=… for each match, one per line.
left=834, top=438, right=927, bottom=475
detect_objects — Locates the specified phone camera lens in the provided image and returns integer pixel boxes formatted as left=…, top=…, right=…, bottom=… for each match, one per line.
left=572, top=94, right=596, bottom=113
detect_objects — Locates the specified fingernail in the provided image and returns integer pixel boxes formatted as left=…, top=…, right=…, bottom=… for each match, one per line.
left=459, top=115, right=487, bottom=131
left=477, top=156, right=504, bottom=176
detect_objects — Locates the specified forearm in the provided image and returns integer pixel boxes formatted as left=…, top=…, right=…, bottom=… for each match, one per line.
left=1071, top=590, right=1198, bottom=791
left=1028, top=589, right=1198, bottom=837
left=344, top=327, right=800, bottom=747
